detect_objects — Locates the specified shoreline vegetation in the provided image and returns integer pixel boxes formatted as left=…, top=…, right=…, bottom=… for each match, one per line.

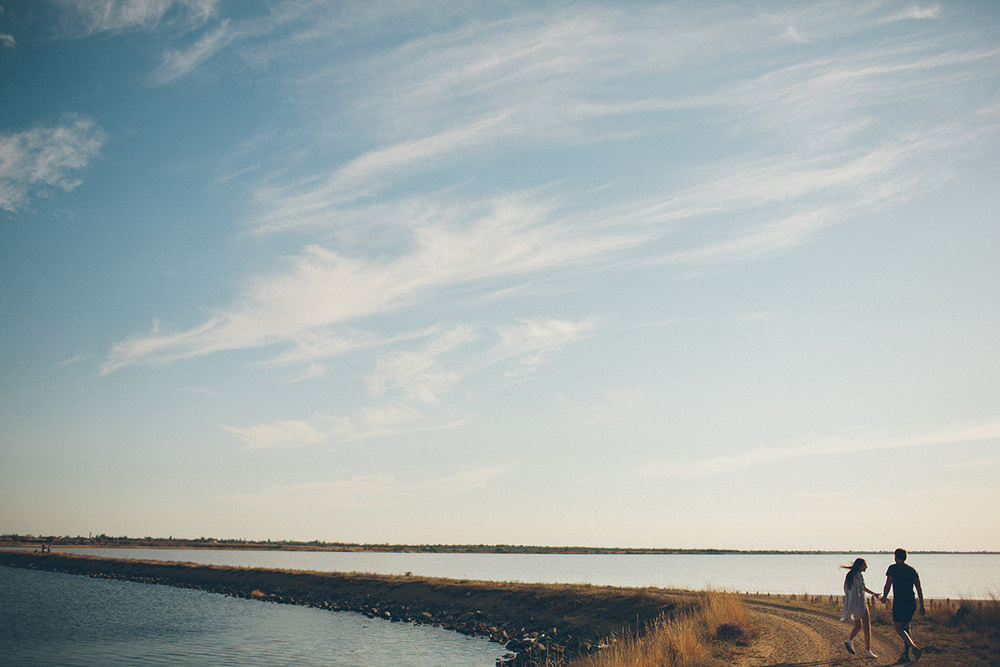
left=1, top=534, right=995, bottom=554
left=2, top=550, right=997, bottom=666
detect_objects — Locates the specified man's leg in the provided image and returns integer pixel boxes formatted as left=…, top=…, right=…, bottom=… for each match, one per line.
left=894, top=620, right=922, bottom=660
left=902, top=622, right=918, bottom=650
left=893, top=601, right=920, bottom=660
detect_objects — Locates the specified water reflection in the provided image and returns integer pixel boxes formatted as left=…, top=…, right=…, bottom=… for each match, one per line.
left=0, top=567, right=505, bottom=667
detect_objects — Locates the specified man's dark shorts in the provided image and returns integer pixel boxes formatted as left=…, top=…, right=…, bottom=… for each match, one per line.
left=893, top=597, right=917, bottom=624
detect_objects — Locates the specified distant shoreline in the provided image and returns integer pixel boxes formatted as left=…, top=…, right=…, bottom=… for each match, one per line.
left=1, top=535, right=995, bottom=555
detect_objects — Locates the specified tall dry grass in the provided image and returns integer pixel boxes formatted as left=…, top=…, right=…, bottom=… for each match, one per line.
left=699, top=589, right=749, bottom=635
left=565, top=591, right=750, bottom=667
left=923, top=594, right=1000, bottom=632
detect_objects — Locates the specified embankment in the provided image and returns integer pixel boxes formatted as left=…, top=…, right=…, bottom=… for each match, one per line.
left=0, top=550, right=687, bottom=666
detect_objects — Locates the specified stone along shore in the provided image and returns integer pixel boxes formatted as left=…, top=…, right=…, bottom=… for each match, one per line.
left=0, top=550, right=685, bottom=666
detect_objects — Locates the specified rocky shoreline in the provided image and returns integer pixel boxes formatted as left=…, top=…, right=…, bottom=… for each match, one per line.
left=0, top=550, right=685, bottom=666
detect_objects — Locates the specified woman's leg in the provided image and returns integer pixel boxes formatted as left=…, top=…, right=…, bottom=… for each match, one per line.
left=861, top=607, right=872, bottom=650
left=849, top=617, right=862, bottom=641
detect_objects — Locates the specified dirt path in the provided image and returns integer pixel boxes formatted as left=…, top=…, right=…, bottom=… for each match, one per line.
left=729, top=600, right=902, bottom=667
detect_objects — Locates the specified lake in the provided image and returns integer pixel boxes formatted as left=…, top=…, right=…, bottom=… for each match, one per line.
left=42, top=548, right=1000, bottom=599
left=0, top=566, right=506, bottom=667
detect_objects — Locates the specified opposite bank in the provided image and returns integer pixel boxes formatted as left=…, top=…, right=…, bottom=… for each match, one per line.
left=0, top=550, right=686, bottom=666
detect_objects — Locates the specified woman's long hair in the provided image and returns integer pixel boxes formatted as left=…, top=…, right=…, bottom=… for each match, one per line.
left=841, top=557, right=866, bottom=587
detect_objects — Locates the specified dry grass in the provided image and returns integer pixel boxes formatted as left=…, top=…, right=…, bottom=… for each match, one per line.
left=564, top=590, right=750, bottom=667
left=565, top=613, right=704, bottom=667
left=745, top=592, right=1000, bottom=667
left=923, top=595, right=1000, bottom=628
left=570, top=592, right=1000, bottom=667
left=699, top=589, right=749, bottom=636
left=916, top=595, right=1000, bottom=663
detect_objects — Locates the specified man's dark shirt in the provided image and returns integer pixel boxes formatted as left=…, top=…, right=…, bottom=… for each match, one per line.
left=886, top=562, right=919, bottom=600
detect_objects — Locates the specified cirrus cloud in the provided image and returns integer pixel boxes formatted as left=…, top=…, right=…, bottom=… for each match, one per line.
left=103, top=195, right=636, bottom=373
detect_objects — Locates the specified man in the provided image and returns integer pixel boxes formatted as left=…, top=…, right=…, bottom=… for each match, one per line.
left=881, top=548, right=925, bottom=663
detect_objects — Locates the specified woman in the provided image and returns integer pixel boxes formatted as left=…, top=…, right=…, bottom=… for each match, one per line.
left=840, top=558, right=879, bottom=658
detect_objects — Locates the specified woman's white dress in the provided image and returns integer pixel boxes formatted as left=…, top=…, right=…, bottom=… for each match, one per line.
left=840, top=572, right=867, bottom=621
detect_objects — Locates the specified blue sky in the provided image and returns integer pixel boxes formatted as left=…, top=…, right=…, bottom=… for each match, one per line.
left=2, top=0, right=998, bottom=551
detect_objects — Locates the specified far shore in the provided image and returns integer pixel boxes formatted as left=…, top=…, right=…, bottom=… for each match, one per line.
left=2, top=535, right=994, bottom=555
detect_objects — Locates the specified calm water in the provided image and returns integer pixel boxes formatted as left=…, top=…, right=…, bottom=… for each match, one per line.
left=45, top=548, right=1000, bottom=599
left=0, top=566, right=506, bottom=667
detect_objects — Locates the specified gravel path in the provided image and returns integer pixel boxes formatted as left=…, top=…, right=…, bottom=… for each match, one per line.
left=730, top=600, right=903, bottom=667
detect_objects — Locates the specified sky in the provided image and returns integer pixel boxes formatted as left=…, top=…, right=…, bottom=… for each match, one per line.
left=1, top=1, right=999, bottom=552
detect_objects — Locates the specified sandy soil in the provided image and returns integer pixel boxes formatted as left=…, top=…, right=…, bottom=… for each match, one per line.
left=724, top=597, right=984, bottom=667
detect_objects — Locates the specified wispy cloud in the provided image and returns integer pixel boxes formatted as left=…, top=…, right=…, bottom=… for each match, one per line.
left=250, top=7, right=790, bottom=230
left=422, top=466, right=510, bottom=495
left=286, top=362, right=326, bottom=383
left=0, top=115, right=106, bottom=212
left=185, top=386, right=223, bottom=396
left=663, top=209, right=833, bottom=264
left=220, top=465, right=509, bottom=510
left=727, top=45, right=1000, bottom=148
left=250, top=4, right=1000, bottom=269
left=884, top=4, right=941, bottom=22
left=260, top=328, right=382, bottom=369
left=55, top=0, right=218, bottom=35
left=638, top=421, right=1000, bottom=479
left=0, top=33, right=15, bottom=49
left=944, top=456, right=1000, bottom=470
left=150, top=19, right=234, bottom=85
left=99, top=2, right=1000, bottom=468
left=221, top=419, right=329, bottom=451
left=221, top=316, right=598, bottom=448
left=559, top=386, right=648, bottom=426
left=46, top=0, right=226, bottom=84
left=57, top=353, right=89, bottom=367
left=492, top=317, right=598, bottom=378
left=221, top=474, right=398, bottom=509
left=103, top=195, right=635, bottom=372
left=328, top=114, right=513, bottom=198
left=221, top=405, right=467, bottom=450
left=367, top=326, right=476, bottom=406
left=221, top=326, right=477, bottom=449
left=634, top=73, right=999, bottom=264
left=784, top=26, right=807, bottom=44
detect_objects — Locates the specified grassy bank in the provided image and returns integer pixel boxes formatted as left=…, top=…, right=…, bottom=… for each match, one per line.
left=565, top=590, right=752, bottom=667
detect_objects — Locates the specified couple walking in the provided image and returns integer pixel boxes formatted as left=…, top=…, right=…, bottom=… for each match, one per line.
left=840, top=548, right=925, bottom=662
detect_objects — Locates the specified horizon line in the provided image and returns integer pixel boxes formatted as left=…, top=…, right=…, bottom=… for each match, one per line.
left=2, top=535, right=996, bottom=555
